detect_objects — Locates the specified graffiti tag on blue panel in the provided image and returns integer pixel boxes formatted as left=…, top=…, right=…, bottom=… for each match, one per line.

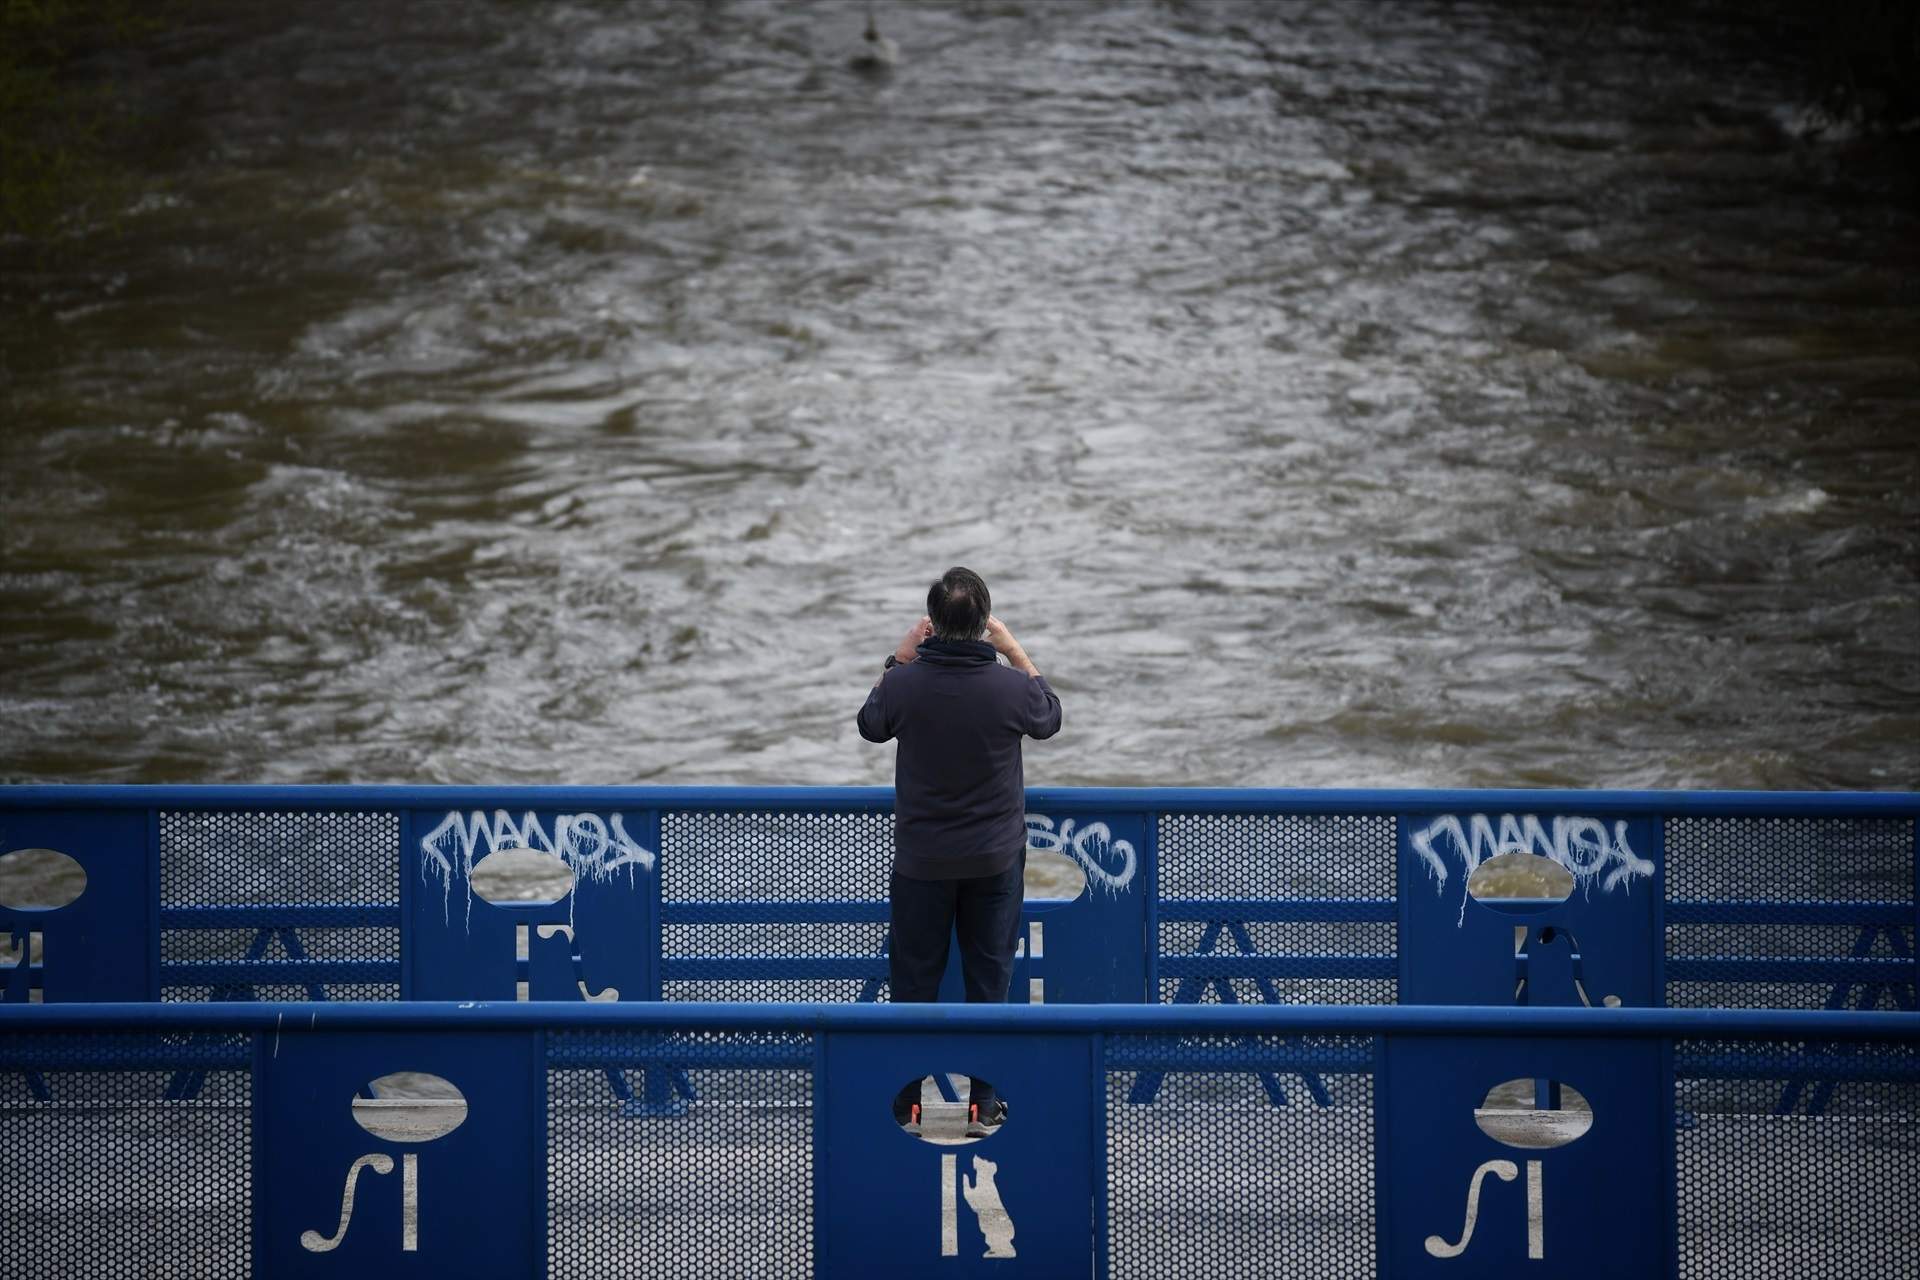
left=408, top=808, right=658, bottom=1003
left=1409, top=813, right=1655, bottom=926
left=417, top=808, right=655, bottom=929
left=1021, top=812, right=1149, bottom=1003
left=1024, top=814, right=1138, bottom=895
left=1399, top=812, right=1659, bottom=1008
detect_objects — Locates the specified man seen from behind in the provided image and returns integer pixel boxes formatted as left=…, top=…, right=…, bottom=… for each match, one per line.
left=857, top=566, right=1062, bottom=1135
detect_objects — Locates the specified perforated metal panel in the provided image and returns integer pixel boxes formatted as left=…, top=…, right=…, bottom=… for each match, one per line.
left=0, top=1031, right=251, bottom=1277
left=1158, top=814, right=1396, bottom=1005
left=1105, top=1033, right=1376, bottom=1279
left=1675, top=1035, right=1919, bottom=1280
left=159, top=811, right=400, bottom=1002
left=660, top=810, right=892, bottom=1002
left=546, top=1028, right=813, bottom=1278
left=1666, top=817, right=1915, bottom=1010
left=660, top=923, right=888, bottom=1004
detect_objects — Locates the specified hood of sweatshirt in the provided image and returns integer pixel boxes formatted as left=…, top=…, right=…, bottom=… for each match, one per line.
left=913, top=638, right=998, bottom=668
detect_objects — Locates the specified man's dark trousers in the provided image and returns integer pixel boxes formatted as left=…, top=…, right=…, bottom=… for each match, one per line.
left=889, top=849, right=1024, bottom=1109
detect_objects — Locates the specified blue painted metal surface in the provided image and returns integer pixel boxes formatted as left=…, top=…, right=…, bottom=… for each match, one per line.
left=406, top=803, right=661, bottom=1004
left=1398, top=812, right=1659, bottom=1008
left=819, top=1027, right=1095, bottom=1274
left=1, top=1001, right=1913, bottom=1278
left=258, top=1028, right=540, bottom=1276
left=2, top=787, right=1915, bottom=1018
left=1380, top=1031, right=1664, bottom=1274
left=0, top=808, right=150, bottom=1001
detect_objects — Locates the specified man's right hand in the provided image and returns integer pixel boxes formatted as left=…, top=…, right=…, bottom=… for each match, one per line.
left=985, top=615, right=1040, bottom=677
left=894, top=615, right=933, bottom=665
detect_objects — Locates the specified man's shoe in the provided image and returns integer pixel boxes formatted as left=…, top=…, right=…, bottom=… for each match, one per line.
left=966, top=1098, right=1008, bottom=1137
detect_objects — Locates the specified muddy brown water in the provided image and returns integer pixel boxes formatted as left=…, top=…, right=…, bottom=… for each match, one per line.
left=1, top=0, right=1915, bottom=793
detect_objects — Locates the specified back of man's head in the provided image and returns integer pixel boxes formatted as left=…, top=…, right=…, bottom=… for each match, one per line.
left=928, top=566, right=990, bottom=642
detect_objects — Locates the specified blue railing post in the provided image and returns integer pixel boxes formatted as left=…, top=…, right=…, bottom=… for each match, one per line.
left=1090, top=1029, right=1109, bottom=1280
left=530, top=1026, right=549, bottom=1280
left=145, top=806, right=162, bottom=1001
left=1140, top=809, right=1159, bottom=1004
left=812, top=1029, right=829, bottom=1278
left=397, top=810, right=414, bottom=1001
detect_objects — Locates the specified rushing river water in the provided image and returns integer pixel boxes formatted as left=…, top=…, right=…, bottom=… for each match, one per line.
left=0, top=0, right=1914, bottom=790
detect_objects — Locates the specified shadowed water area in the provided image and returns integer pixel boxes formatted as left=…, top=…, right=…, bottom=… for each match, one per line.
left=1, top=0, right=1915, bottom=789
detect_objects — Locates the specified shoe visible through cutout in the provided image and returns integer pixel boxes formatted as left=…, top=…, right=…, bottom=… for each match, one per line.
left=966, top=1098, right=1008, bottom=1138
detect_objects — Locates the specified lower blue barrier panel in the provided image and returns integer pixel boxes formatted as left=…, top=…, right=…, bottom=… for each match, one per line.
left=0, top=1004, right=1914, bottom=1278
left=1381, top=1034, right=1664, bottom=1277
left=1674, top=1034, right=1920, bottom=1279
left=258, top=1029, right=539, bottom=1277
left=0, top=1030, right=252, bottom=1275
left=817, top=1029, right=1095, bottom=1276
left=1104, top=1032, right=1378, bottom=1279
left=546, top=1028, right=814, bottom=1277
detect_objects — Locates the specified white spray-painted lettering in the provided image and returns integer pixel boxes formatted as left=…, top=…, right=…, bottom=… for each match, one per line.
left=1025, top=815, right=1136, bottom=894
left=1411, top=813, right=1654, bottom=926
left=419, top=810, right=656, bottom=930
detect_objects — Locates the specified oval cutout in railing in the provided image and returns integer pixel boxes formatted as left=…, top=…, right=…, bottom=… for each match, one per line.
left=892, top=1073, right=1009, bottom=1146
left=1465, top=850, right=1575, bottom=915
left=352, top=1072, right=468, bottom=1143
left=470, top=847, right=575, bottom=905
left=0, top=848, right=87, bottom=911
left=1024, top=849, right=1087, bottom=903
left=1473, top=1078, right=1593, bottom=1150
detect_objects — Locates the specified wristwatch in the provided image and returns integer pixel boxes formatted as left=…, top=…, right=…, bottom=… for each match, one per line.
left=883, top=654, right=900, bottom=671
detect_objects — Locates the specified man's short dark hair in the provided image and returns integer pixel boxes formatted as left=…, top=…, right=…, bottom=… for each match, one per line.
left=928, top=567, right=990, bottom=642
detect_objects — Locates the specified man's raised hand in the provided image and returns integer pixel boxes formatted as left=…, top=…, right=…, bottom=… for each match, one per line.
left=894, top=615, right=933, bottom=665
left=985, top=615, right=1040, bottom=677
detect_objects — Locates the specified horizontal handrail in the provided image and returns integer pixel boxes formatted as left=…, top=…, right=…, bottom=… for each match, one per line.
left=662, top=957, right=889, bottom=979
left=1665, top=899, right=1914, bottom=925
left=3, top=1000, right=1914, bottom=1039
left=1157, top=897, right=1396, bottom=922
left=159, top=905, right=402, bottom=927
left=662, top=901, right=891, bottom=923
left=1667, top=957, right=1916, bottom=983
left=1157, top=955, right=1398, bottom=979
left=1674, top=1048, right=1920, bottom=1082
left=4, top=783, right=1916, bottom=815
left=160, top=960, right=403, bottom=984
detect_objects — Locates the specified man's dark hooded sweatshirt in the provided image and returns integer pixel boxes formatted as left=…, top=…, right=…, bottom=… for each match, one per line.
left=857, top=638, right=1063, bottom=879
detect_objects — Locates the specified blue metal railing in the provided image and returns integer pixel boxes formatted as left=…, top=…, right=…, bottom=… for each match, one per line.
left=2, top=786, right=1914, bottom=1013
left=1, top=999, right=1913, bottom=1278
left=3, top=786, right=1915, bottom=1276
